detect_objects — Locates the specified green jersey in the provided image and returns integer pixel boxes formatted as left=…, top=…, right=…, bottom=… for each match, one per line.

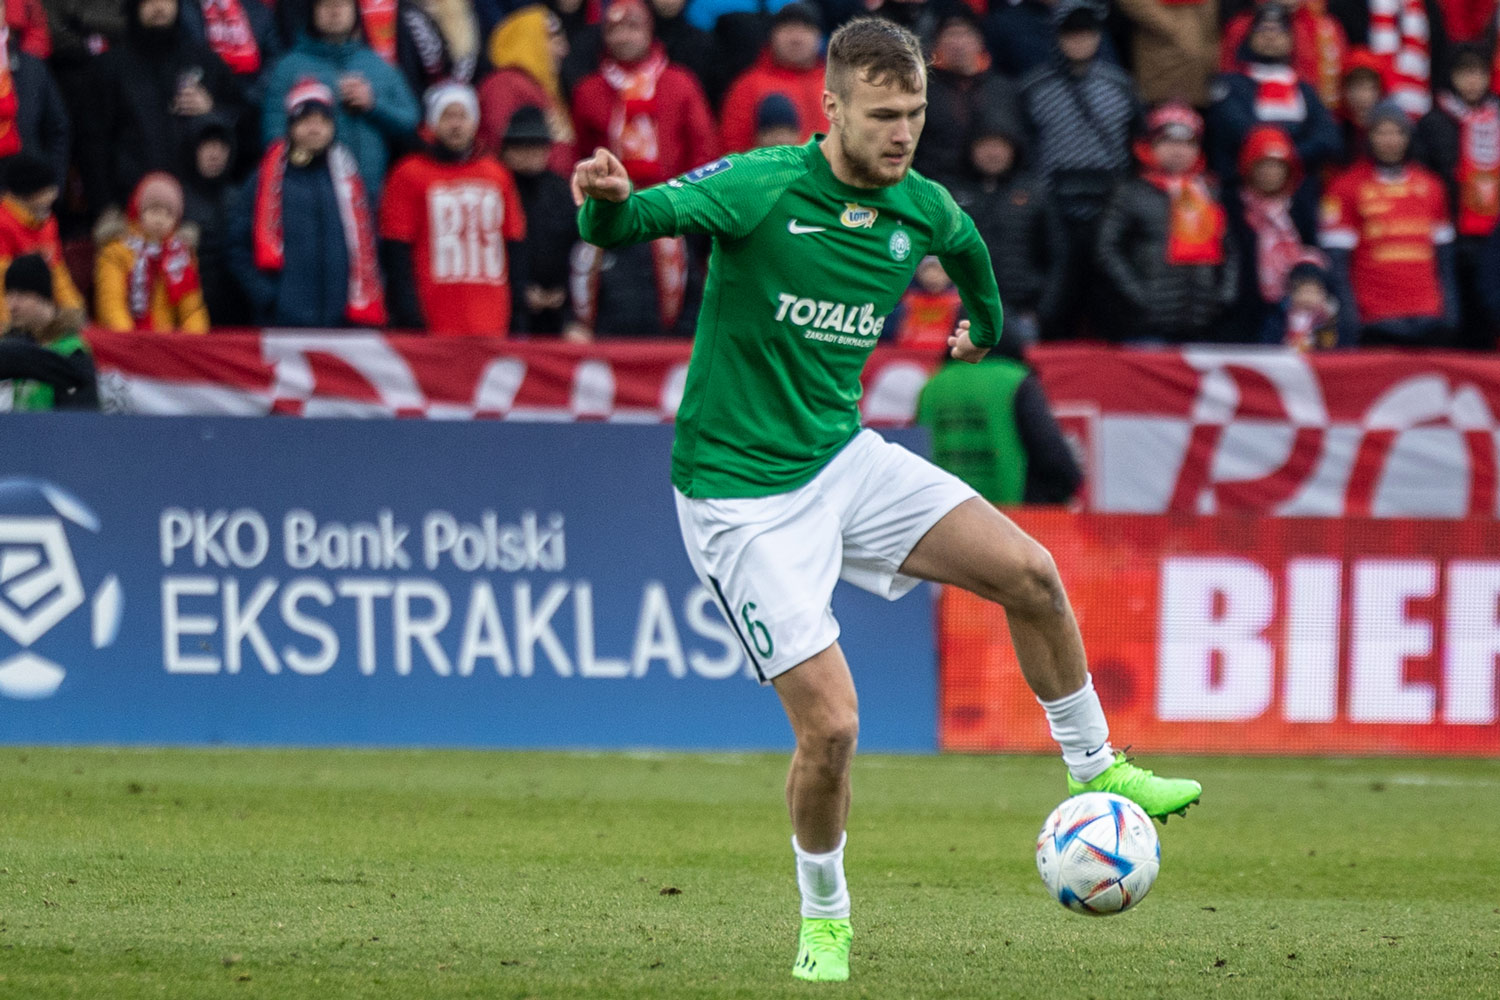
left=578, top=137, right=1004, bottom=499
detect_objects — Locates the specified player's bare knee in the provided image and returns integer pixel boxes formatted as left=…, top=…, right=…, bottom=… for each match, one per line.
left=998, top=542, right=1065, bottom=621
left=800, top=711, right=859, bottom=771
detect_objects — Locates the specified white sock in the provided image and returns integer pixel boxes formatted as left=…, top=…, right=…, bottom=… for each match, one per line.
left=1039, top=673, right=1114, bottom=783
left=792, top=833, right=850, bottom=919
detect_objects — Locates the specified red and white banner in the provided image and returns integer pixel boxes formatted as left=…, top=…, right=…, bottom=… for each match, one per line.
left=1035, top=345, right=1500, bottom=519
left=86, top=333, right=1500, bottom=518
left=86, top=330, right=940, bottom=424
left=940, top=510, right=1500, bottom=757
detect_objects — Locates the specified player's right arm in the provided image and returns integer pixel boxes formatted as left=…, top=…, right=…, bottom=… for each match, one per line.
left=572, top=146, right=792, bottom=249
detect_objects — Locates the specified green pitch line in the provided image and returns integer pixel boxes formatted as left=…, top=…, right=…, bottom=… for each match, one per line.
left=1, top=749, right=1497, bottom=999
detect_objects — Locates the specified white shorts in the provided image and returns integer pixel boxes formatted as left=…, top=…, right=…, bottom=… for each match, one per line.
left=674, top=429, right=978, bottom=683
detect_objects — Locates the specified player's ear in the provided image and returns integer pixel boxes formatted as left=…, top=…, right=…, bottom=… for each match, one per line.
left=822, top=89, right=839, bottom=128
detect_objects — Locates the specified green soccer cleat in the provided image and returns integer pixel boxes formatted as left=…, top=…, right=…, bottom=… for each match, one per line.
left=1068, top=751, right=1202, bottom=821
left=792, top=917, right=852, bottom=982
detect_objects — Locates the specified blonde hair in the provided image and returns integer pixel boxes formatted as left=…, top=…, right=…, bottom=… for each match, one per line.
left=825, top=17, right=926, bottom=98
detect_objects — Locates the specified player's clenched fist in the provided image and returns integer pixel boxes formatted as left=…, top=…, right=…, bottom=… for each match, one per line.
left=571, top=147, right=631, bottom=206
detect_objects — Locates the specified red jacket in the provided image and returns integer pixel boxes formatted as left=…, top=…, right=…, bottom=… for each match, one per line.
left=570, top=48, right=717, bottom=187
left=718, top=51, right=827, bottom=154
left=1319, top=161, right=1452, bottom=324
left=379, top=152, right=527, bottom=336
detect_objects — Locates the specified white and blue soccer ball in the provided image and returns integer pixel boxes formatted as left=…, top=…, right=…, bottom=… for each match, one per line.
left=1035, top=792, right=1160, bottom=916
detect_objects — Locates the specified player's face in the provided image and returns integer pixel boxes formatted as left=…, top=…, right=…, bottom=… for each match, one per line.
left=827, top=70, right=926, bottom=188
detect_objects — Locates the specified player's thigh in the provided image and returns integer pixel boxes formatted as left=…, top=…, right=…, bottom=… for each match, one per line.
left=830, top=431, right=978, bottom=600
left=674, top=489, right=843, bottom=684
left=897, top=496, right=1061, bottom=614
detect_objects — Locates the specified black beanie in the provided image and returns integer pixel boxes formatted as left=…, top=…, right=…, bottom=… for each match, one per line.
left=5, top=253, right=53, bottom=300
left=4, top=154, right=56, bottom=198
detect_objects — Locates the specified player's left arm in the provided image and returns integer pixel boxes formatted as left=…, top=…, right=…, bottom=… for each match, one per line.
left=933, top=192, right=1005, bottom=363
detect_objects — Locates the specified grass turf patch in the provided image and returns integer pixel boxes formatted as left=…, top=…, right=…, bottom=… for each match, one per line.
left=1, top=749, right=1497, bottom=998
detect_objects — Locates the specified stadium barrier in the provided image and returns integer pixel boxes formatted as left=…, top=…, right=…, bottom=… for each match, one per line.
left=88, top=332, right=1500, bottom=521
left=47, top=334, right=1500, bottom=756
left=942, top=510, right=1500, bottom=757
left=0, top=415, right=938, bottom=752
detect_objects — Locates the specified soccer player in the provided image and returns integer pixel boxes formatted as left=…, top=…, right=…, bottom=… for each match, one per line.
left=572, top=17, right=1202, bottom=984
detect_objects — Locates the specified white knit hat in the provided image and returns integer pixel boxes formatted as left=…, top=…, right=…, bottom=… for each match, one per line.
left=424, top=81, right=480, bottom=131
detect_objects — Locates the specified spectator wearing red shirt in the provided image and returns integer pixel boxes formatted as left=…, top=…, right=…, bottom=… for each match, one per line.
left=718, top=2, right=826, bottom=155
left=569, top=0, right=716, bottom=189
left=1220, top=0, right=1348, bottom=112
left=380, top=82, right=526, bottom=336
left=1320, top=99, right=1458, bottom=345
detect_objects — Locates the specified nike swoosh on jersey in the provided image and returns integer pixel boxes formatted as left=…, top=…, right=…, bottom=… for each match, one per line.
left=787, top=219, right=827, bottom=235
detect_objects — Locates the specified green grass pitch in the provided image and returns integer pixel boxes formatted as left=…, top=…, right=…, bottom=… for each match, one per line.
left=2, top=748, right=1497, bottom=999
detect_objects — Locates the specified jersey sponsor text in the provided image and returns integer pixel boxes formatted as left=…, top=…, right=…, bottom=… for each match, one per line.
left=774, top=293, right=886, bottom=341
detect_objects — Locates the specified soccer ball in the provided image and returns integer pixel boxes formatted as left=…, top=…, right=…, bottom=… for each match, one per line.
left=1035, top=792, right=1160, bottom=916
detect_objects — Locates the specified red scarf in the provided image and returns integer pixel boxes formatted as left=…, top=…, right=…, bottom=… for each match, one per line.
left=1145, top=172, right=1226, bottom=266
left=200, top=0, right=260, bottom=75
left=360, top=0, right=398, bottom=64
left=1369, top=0, right=1431, bottom=116
left=1247, top=63, right=1307, bottom=123
left=252, top=139, right=386, bottom=326
left=0, top=29, right=22, bottom=158
left=1240, top=189, right=1304, bottom=301
left=600, top=43, right=669, bottom=184
left=125, top=228, right=200, bottom=330
left=1438, top=92, right=1500, bottom=236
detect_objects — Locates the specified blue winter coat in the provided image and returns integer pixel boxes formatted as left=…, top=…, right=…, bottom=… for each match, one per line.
left=260, top=36, right=419, bottom=199
left=227, top=158, right=354, bottom=328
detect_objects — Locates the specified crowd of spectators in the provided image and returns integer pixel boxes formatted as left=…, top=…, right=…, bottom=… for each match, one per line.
left=1, top=0, right=1499, bottom=351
